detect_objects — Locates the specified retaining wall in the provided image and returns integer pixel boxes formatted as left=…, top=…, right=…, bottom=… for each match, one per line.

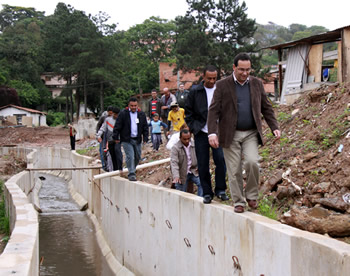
left=0, top=147, right=39, bottom=275
left=1, top=146, right=350, bottom=275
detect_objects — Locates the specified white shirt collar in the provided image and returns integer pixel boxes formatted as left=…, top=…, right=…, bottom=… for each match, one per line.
left=232, top=72, right=250, bottom=86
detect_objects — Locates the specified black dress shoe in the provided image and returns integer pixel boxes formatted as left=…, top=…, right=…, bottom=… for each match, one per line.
left=216, top=193, right=229, bottom=201
left=203, top=195, right=212, bottom=204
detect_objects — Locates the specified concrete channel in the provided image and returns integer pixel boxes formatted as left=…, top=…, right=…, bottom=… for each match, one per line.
left=38, top=173, right=114, bottom=275
left=0, top=146, right=350, bottom=276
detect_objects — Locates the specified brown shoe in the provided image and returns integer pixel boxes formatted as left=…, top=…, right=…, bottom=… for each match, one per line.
left=234, top=205, right=244, bottom=213
left=247, top=199, right=257, bottom=209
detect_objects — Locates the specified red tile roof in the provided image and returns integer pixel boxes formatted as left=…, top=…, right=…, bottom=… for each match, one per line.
left=0, top=104, right=47, bottom=115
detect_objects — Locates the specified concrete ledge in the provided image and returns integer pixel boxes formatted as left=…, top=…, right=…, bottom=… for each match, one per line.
left=0, top=172, right=39, bottom=276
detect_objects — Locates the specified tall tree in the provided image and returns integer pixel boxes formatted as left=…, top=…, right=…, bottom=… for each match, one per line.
left=0, top=4, right=45, bottom=32
left=0, top=5, right=50, bottom=108
left=43, top=3, right=98, bottom=122
left=174, top=0, right=257, bottom=78
left=124, top=17, right=176, bottom=92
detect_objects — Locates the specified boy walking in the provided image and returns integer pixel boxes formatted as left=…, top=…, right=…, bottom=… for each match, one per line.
left=149, top=113, right=167, bottom=151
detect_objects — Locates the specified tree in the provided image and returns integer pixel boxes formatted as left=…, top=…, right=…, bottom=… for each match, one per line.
left=124, top=17, right=176, bottom=92
left=0, top=4, right=45, bottom=32
left=43, top=3, right=98, bottom=122
left=0, top=85, right=21, bottom=107
left=174, top=0, right=257, bottom=78
left=0, top=5, right=50, bottom=109
left=9, top=80, right=40, bottom=108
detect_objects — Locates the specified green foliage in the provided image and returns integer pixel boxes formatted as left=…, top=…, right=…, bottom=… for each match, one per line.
left=254, top=23, right=329, bottom=67
left=302, top=119, right=311, bottom=125
left=46, top=111, right=65, bottom=126
left=279, top=136, right=290, bottom=148
left=277, top=112, right=291, bottom=122
left=260, top=147, right=270, bottom=161
left=257, top=195, right=278, bottom=220
left=104, top=88, right=134, bottom=109
left=0, top=180, right=10, bottom=237
left=300, top=140, right=318, bottom=152
left=174, top=0, right=257, bottom=78
left=0, top=4, right=45, bottom=32
left=76, top=146, right=98, bottom=155
left=9, top=79, right=40, bottom=108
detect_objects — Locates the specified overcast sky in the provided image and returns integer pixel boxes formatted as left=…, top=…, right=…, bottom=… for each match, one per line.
left=1, top=0, right=349, bottom=31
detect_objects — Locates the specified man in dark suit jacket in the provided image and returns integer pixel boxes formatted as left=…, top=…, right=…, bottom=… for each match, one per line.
left=185, top=65, right=229, bottom=204
left=208, top=53, right=281, bottom=213
left=113, top=97, right=148, bottom=181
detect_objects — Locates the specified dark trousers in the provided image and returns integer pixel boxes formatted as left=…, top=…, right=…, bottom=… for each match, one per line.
left=70, top=135, right=75, bottom=150
left=108, top=141, right=123, bottom=171
left=194, top=131, right=227, bottom=197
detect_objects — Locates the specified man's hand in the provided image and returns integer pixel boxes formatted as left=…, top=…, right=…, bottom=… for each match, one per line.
left=97, top=137, right=102, bottom=143
left=173, top=177, right=181, bottom=184
left=115, top=140, right=120, bottom=144
left=273, top=129, right=281, bottom=139
left=161, top=106, right=168, bottom=110
left=208, top=134, right=219, bottom=149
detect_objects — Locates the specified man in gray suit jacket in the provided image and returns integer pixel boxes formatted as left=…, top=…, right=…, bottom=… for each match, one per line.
left=207, top=53, right=281, bottom=213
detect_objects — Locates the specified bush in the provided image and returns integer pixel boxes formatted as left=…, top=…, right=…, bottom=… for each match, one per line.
left=46, top=111, right=66, bottom=126
left=0, top=180, right=10, bottom=237
left=258, top=195, right=278, bottom=220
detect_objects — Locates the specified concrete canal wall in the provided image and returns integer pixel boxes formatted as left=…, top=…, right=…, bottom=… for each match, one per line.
left=1, top=146, right=350, bottom=276
left=0, top=147, right=39, bottom=275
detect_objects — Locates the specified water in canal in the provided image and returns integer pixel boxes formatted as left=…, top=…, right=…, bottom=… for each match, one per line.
left=38, top=173, right=114, bottom=276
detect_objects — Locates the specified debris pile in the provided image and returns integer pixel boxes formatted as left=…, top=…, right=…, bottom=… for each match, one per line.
left=260, top=82, right=350, bottom=238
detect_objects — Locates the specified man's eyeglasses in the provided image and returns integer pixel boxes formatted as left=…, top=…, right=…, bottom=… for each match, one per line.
left=236, top=68, right=251, bottom=73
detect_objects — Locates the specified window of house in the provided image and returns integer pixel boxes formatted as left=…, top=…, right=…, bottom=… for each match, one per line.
left=14, top=114, right=24, bottom=125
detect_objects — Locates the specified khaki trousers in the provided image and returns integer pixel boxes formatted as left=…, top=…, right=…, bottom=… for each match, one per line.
left=223, top=130, right=259, bottom=207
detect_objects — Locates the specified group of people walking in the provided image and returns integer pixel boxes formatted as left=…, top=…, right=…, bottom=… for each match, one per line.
left=95, top=53, right=281, bottom=213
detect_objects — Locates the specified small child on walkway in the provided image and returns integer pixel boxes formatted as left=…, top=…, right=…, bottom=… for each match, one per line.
left=149, top=113, right=167, bottom=151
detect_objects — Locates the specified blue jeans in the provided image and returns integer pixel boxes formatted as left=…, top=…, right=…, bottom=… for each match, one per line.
left=152, top=133, right=162, bottom=150
left=99, top=142, right=105, bottom=168
left=122, top=139, right=142, bottom=178
left=194, top=131, right=227, bottom=198
left=175, top=173, right=203, bottom=197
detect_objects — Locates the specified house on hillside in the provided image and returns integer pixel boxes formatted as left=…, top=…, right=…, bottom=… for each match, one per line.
left=267, top=25, right=350, bottom=104
left=41, top=72, right=77, bottom=98
left=0, top=105, right=47, bottom=127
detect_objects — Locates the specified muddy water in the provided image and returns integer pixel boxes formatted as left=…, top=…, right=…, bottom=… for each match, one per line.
left=38, top=174, right=114, bottom=276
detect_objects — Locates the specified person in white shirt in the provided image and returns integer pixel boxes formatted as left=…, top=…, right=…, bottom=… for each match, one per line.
left=185, top=65, right=229, bottom=204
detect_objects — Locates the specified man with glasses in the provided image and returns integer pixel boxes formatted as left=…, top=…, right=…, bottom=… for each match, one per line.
left=207, top=53, right=281, bottom=213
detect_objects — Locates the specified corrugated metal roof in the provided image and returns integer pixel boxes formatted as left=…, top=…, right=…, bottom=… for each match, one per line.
left=264, top=25, right=350, bottom=50
left=0, top=104, right=47, bottom=115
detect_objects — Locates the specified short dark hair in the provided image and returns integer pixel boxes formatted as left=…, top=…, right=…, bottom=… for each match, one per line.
left=107, top=106, right=114, bottom=111
left=128, top=97, right=138, bottom=103
left=234, top=53, right=251, bottom=66
left=180, top=128, right=190, bottom=138
left=203, top=65, right=217, bottom=76
left=151, top=89, right=157, bottom=93
left=112, top=107, right=120, bottom=114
